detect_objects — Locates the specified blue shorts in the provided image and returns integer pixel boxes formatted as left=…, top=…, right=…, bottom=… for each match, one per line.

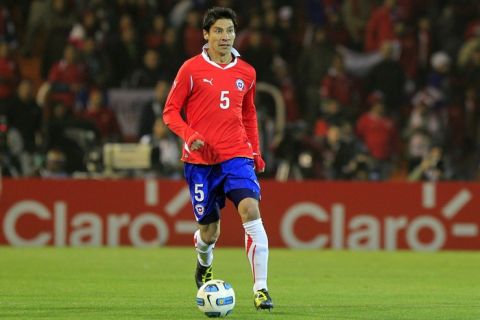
left=184, top=157, right=261, bottom=224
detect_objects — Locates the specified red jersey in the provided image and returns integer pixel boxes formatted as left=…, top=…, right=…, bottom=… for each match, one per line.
left=0, top=57, right=18, bottom=98
left=356, top=112, right=398, bottom=160
left=163, top=47, right=260, bottom=165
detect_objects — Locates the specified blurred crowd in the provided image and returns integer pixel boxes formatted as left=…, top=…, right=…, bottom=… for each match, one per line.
left=0, top=0, right=479, bottom=181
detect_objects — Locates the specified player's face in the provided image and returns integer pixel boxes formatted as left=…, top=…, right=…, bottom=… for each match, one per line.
left=204, top=19, right=235, bottom=57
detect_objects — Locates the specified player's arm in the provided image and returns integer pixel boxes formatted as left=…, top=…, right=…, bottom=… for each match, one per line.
left=242, top=80, right=265, bottom=173
left=163, top=64, right=204, bottom=150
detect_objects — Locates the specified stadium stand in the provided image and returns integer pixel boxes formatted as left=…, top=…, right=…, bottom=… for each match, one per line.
left=1, top=0, right=479, bottom=181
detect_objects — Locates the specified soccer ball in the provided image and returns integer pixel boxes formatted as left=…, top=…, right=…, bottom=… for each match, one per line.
left=196, top=279, right=235, bottom=318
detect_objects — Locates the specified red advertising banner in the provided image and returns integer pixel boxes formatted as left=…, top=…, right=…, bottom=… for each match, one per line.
left=0, top=179, right=479, bottom=250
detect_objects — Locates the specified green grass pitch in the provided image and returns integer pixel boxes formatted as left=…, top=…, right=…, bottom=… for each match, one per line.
left=1, top=247, right=479, bottom=319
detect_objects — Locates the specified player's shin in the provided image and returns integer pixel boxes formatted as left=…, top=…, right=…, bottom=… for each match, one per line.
left=194, top=229, right=215, bottom=267
left=243, top=218, right=269, bottom=292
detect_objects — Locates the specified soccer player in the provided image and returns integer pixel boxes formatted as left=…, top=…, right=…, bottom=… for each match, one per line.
left=162, top=7, right=273, bottom=311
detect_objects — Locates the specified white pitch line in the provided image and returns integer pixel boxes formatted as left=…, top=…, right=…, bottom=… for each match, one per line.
left=451, top=223, right=478, bottom=237
left=441, top=189, right=472, bottom=220
left=144, top=179, right=158, bottom=206
left=422, top=183, right=436, bottom=208
left=165, top=186, right=191, bottom=216
left=175, top=220, right=198, bottom=234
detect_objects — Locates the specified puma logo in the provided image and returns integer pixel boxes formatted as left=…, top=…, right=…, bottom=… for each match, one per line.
left=203, top=78, right=213, bottom=86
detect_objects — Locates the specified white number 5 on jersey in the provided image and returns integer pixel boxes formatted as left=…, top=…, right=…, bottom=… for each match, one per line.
left=220, top=90, right=230, bottom=109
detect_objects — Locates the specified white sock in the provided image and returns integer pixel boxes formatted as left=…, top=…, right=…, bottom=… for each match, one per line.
left=243, top=218, right=269, bottom=292
left=194, top=230, right=215, bottom=267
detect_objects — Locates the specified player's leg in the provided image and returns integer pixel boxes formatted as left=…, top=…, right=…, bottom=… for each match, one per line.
left=195, top=219, right=220, bottom=265
left=184, top=163, right=226, bottom=288
left=194, top=218, right=220, bottom=288
left=223, top=157, right=273, bottom=310
left=237, top=198, right=273, bottom=310
left=237, top=198, right=267, bottom=290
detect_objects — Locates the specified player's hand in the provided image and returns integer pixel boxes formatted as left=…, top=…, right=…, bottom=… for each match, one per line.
left=253, top=154, right=265, bottom=173
left=187, top=131, right=205, bottom=151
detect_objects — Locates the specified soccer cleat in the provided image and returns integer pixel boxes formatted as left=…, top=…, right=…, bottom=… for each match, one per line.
left=254, top=289, right=274, bottom=310
left=195, top=261, right=213, bottom=289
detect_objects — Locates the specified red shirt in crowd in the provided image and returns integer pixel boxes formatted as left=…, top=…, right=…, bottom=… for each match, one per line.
left=0, top=56, right=18, bottom=99
left=81, top=108, right=120, bottom=141
left=365, top=4, right=396, bottom=51
left=48, top=60, right=86, bottom=107
left=320, top=70, right=354, bottom=107
left=356, top=110, right=398, bottom=160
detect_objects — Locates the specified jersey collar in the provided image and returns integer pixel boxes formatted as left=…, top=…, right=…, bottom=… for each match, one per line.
left=201, top=44, right=239, bottom=69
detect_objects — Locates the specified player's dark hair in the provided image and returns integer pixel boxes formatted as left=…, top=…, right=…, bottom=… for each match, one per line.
left=202, top=7, right=238, bottom=32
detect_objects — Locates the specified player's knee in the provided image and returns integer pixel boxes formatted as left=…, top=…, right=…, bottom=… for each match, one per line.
left=238, top=200, right=261, bottom=222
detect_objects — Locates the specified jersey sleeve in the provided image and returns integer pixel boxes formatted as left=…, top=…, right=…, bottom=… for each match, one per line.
left=242, top=78, right=261, bottom=155
left=163, top=62, right=196, bottom=142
